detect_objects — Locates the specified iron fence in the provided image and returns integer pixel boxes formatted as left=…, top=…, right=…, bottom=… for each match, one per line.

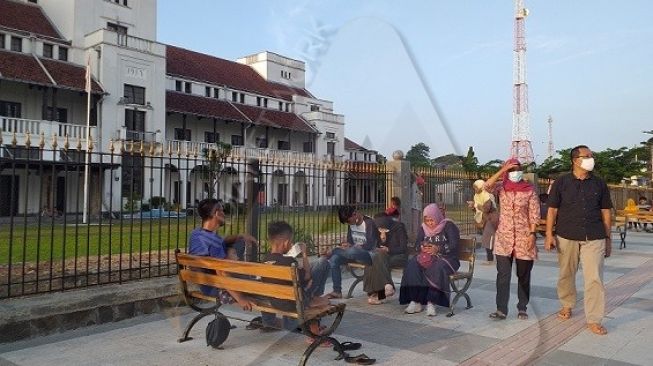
left=0, top=141, right=391, bottom=299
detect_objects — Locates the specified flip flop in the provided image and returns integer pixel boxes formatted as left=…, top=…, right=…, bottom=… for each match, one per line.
left=587, top=323, right=608, bottom=335
left=337, top=341, right=362, bottom=351
left=558, top=307, right=572, bottom=320
left=489, top=311, right=507, bottom=320
left=518, top=311, right=528, bottom=320
left=345, top=353, right=376, bottom=365
left=245, top=316, right=263, bottom=330
left=326, top=292, right=343, bottom=299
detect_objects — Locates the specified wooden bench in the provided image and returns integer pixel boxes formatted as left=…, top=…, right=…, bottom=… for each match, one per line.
left=447, top=237, right=476, bottom=317
left=175, top=249, right=349, bottom=366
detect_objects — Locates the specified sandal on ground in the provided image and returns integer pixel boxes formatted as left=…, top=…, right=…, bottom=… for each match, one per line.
left=326, top=292, right=343, bottom=299
left=337, top=341, right=362, bottom=351
left=518, top=311, right=528, bottom=320
left=345, top=353, right=376, bottom=365
left=557, top=307, right=572, bottom=320
left=245, top=316, right=263, bottom=330
left=587, top=323, right=608, bottom=335
left=489, top=311, right=507, bottom=320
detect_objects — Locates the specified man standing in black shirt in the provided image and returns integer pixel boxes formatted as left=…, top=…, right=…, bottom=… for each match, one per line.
left=545, top=145, right=613, bottom=336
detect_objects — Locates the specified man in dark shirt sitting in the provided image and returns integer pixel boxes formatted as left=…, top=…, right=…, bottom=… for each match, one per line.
left=262, top=221, right=330, bottom=335
left=545, top=145, right=613, bottom=336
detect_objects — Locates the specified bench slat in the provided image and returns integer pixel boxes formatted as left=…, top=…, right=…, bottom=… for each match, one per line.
left=179, top=269, right=297, bottom=300
left=177, top=254, right=294, bottom=281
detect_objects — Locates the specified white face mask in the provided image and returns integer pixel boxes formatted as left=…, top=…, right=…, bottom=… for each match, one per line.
left=508, top=171, right=523, bottom=183
left=579, top=157, right=595, bottom=172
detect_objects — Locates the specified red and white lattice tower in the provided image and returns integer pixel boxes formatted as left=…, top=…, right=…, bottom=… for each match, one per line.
left=510, top=0, right=534, bottom=164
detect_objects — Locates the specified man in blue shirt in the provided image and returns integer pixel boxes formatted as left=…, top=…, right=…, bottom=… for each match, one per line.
left=188, top=198, right=257, bottom=310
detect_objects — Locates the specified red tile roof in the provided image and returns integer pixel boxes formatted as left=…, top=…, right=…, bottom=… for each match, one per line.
left=235, top=104, right=316, bottom=133
left=0, top=49, right=52, bottom=85
left=166, top=45, right=315, bottom=102
left=345, top=138, right=367, bottom=151
left=39, top=58, right=103, bottom=94
left=165, top=91, right=249, bottom=124
left=165, top=91, right=316, bottom=133
left=0, top=0, right=63, bottom=40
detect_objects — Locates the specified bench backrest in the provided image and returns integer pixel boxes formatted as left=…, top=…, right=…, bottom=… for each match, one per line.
left=175, top=251, right=306, bottom=319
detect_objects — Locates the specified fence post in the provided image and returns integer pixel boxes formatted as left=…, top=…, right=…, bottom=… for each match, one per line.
left=245, top=158, right=260, bottom=261
left=385, top=151, right=416, bottom=238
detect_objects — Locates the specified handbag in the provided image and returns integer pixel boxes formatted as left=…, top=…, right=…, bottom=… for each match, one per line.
left=206, top=314, right=231, bottom=348
left=416, top=252, right=434, bottom=268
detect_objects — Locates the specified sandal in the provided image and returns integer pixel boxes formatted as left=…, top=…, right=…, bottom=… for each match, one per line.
left=489, top=311, right=507, bottom=320
left=587, top=323, right=608, bottom=335
left=337, top=341, right=362, bottom=351
left=557, top=307, right=572, bottom=320
left=326, top=292, right=343, bottom=299
left=345, top=353, right=376, bottom=365
left=518, top=311, right=528, bottom=320
left=245, top=316, right=263, bottom=330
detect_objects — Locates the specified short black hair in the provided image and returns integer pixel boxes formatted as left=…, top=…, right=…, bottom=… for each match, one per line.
left=390, top=197, right=401, bottom=207
left=337, top=205, right=356, bottom=224
left=197, top=198, right=222, bottom=221
left=570, top=145, right=589, bottom=161
left=267, top=221, right=293, bottom=242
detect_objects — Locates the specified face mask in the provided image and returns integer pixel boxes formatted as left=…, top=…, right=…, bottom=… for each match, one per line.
left=508, top=171, right=523, bottom=183
left=579, top=157, right=595, bottom=172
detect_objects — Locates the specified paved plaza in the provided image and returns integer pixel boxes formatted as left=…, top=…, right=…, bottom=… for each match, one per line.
left=1, top=232, right=653, bottom=366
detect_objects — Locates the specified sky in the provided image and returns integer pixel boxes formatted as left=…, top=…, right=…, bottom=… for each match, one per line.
left=158, top=1, right=653, bottom=163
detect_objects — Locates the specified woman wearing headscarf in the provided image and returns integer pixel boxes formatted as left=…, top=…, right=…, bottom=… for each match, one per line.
left=469, top=179, right=498, bottom=264
left=485, top=158, right=540, bottom=320
left=399, top=204, right=460, bottom=316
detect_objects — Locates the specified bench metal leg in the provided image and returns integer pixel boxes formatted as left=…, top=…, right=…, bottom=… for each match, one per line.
left=447, top=279, right=473, bottom=317
left=299, top=306, right=347, bottom=365
left=178, top=309, right=214, bottom=343
left=346, top=266, right=365, bottom=299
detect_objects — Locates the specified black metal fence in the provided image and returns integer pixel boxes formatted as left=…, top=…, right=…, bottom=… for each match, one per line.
left=0, top=142, right=392, bottom=298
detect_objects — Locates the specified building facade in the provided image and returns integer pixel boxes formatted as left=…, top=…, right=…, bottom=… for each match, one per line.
left=0, top=0, right=382, bottom=216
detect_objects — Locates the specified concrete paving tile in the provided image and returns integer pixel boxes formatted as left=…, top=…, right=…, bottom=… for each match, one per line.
left=536, top=350, right=641, bottom=366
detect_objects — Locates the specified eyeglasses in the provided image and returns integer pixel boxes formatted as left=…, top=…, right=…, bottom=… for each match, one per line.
left=577, top=155, right=593, bottom=159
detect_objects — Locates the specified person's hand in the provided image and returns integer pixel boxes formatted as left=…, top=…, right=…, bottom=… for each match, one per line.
left=467, top=201, right=474, bottom=209
left=319, top=247, right=331, bottom=258
left=298, top=242, right=308, bottom=255
left=234, top=296, right=254, bottom=311
left=544, top=234, right=556, bottom=251
left=605, top=237, right=612, bottom=258
left=501, top=162, right=520, bottom=173
left=378, top=246, right=389, bottom=253
left=528, top=233, right=536, bottom=250
left=240, top=234, right=258, bottom=245
left=421, top=243, right=436, bottom=255
left=340, top=242, right=351, bottom=249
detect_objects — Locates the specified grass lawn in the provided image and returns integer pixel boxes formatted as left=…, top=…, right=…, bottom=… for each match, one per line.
left=0, top=205, right=472, bottom=265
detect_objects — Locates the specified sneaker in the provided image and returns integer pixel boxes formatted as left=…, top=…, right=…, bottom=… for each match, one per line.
left=384, top=284, right=395, bottom=297
left=368, top=294, right=384, bottom=305
left=426, top=303, right=437, bottom=317
left=404, top=301, right=423, bottom=314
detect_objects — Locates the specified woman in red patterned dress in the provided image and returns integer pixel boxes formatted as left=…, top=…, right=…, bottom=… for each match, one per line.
left=485, top=159, right=540, bottom=320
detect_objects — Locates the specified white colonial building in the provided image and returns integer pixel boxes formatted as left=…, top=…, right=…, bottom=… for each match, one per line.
left=0, top=0, right=381, bottom=217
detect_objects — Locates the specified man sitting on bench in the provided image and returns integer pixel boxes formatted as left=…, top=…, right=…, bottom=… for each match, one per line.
left=261, top=221, right=331, bottom=340
left=325, top=206, right=379, bottom=299
left=187, top=198, right=257, bottom=310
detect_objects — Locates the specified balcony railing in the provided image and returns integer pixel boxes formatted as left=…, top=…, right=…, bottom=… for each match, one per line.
left=125, top=130, right=157, bottom=143
left=164, top=140, right=328, bottom=163
left=85, top=29, right=166, bottom=56
left=302, top=111, right=345, bottom=124
left=0, top=116, right=96, bottom=149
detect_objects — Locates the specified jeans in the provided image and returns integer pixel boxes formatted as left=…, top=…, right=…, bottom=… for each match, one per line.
left=261, top=257, right=331, bottom=330
left=329, top=246, right=372, bottom=293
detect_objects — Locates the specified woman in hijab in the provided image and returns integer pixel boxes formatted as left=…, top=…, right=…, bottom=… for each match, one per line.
left=469, top=179, right=498, bottom=264
left=399, top=204, right=460, bottom=317
left=485, top=158, right=540, bottom=320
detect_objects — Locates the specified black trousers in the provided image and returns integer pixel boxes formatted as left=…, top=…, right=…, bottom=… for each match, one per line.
left=495, top=254, right=534, bottom=315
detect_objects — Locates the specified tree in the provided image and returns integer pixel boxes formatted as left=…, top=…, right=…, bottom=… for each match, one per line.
left=431, top=154, right=463, bottom=169
left=478, top=159, right=504, bottom=175
left=405, top=142, right=431, bottom=167
left=462, top=146, right=479, bottom=173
